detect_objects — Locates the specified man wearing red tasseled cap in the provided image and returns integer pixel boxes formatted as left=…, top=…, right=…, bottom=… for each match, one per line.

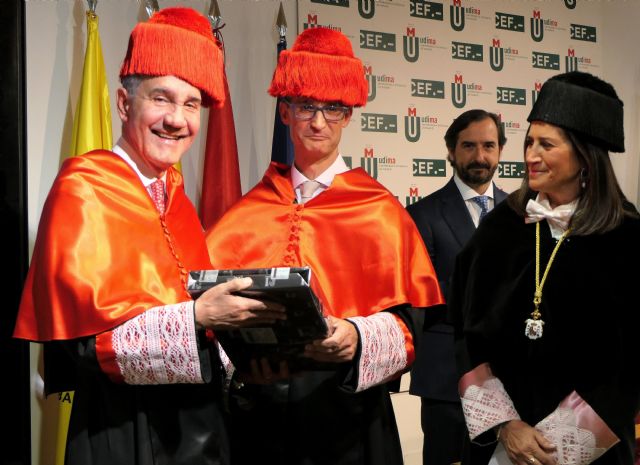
left=14, top=7, right=284, bottom=465
left=206, top=27, right=444, bottom=465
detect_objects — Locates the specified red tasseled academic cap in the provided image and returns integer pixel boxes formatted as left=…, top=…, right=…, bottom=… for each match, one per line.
left=119, top=7, right=224, bottom=107
left=268, top=27, right=368, bottom=107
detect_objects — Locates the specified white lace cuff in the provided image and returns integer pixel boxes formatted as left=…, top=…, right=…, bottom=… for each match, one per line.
left=459, top=363, right=520, bottom=439
left=536, top=391, right=619, bottom=465
left=348, top=312, right=408, bottom=393
left=109, top=302, right=204, bottom=384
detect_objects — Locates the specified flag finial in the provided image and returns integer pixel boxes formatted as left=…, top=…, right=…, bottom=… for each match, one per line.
left=276, top=2, right=287, bottom=40
left=86, top=0, right=97, bottom=14
left=208, top=0, right=223, bottom=31
left=144, top=0, right=160, bottom=19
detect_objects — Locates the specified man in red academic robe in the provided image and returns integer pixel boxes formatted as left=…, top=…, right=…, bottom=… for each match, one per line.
left=14, top=8, right=282, bottom=465
left=206, top=27, right=444, bottom=465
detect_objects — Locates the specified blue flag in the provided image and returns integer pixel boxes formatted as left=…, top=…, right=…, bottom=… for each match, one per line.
left=270, top=40, right=295, bottom=164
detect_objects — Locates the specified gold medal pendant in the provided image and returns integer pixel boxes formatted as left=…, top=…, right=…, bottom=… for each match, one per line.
left=526, top=223, right=570, bottom=341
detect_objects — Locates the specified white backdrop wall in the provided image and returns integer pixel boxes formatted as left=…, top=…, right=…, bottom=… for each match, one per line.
left=24, top=1, right=640, bottom=464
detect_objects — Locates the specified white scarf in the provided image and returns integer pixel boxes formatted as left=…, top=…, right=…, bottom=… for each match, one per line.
left=525, top=194, right=577, bottom=239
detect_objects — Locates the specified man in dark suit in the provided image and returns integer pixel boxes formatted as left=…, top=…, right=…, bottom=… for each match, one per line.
left=407, top=109, right=507, bottom=465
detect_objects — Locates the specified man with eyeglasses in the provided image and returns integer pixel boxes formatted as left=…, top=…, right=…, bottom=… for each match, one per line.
left=206, top=27, right=443, bottom=465
left=14, top=8, right=283, bottom=465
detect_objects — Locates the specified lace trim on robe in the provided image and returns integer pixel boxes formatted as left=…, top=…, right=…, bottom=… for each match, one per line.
left=459, top=363, right=520, bottom=439
left=536, top=391, right=619, bottom=465
left=348, top=312, right=407, bottom=393
left=111, top=302, right=203, bottom=384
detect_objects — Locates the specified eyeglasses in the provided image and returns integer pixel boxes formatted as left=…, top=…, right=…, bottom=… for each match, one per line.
left=286, top=101, right=351, bottom=122
left=135, top=94, right=202, bottom=114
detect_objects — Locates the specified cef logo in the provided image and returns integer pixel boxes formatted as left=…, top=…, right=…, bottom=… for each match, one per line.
left=530, top=10, right=544, bottom=42
left=498, top=161, right=525, bottom=178
left=311, top=0, right=349, bottom=7
left=413, top=159, right=447, bottom=177
left=495, top=12, right=524, bottom=32
left=361, top=113, right=398, bottom=133
left=570, top=24, right=597, bottom=42
left=403, top=27, right=420, bottom=63
left=489, top=38, right=504, bottom=71
left=410, top=0, right=443, bottom=20
left=360, top=30, right=396, bottom=52
left=450, top=0, right=465, bottom=31
left=303, top=14, right=342, bottom=31
left=405, top=107, right=421, bottom=142
left=497, top=86, right=526, bottom=106
left=532, top=51, right=560, bottom=70
left=364, top=65, right=377, bottom=102
left=451, top=74, right=467, bottom=108
left=405, top=186, right=424, bottom=206
left=411, top=79, right=445, bottom=99
left=361, top=148, right=378, bottom=179
left=531, top=81, right=543, bottom=105
left=452, top=41, right=483, bottom=62
left=358, top=0, right=375, bottom=19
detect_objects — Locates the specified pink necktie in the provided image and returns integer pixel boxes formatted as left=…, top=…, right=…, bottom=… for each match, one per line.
left=300, top=180, right=322, bottom=203
left=148, top=179, right=166, bottom=214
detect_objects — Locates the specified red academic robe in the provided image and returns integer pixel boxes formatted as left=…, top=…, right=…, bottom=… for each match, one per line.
left=206, top=162, right=443, bottom=465
left=14, top=150, right=228, bottom=465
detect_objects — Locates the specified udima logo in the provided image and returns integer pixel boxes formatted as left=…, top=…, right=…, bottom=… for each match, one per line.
left=489, top=38, right=504, bottom=71
left=451, top=74, right=467, bottom=108
left=405, top=186, right=424, bottom=206
left=565, top=48, right=578, bottom=72
left=564, top=0, right=576, bottom=9
left=403, top=28, right=420, bottom=63
left=361, top=148, right=378, bottom=179
left=531, top=81, right=542, bottom=105
left=450, top=0, right=465, bottom=31
left=530, top=10, right=544, bottom=42
left=405, top=107, right=421, bottom=142
left=358, top=0, right=375, bottom=19
left=303, top=14, right=342, bottom=31
left=364, top=65, right=377, bottom=102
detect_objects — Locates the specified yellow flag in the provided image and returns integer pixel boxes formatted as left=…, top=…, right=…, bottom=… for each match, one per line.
left=54, top=11, right=113, bottom=465
left=69, top=11, right=113, bottom=158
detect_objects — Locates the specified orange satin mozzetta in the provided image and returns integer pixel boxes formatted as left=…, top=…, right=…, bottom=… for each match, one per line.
left=206, top=162, right=444, bottom=360
left=14, top=150, right=211, bottom=341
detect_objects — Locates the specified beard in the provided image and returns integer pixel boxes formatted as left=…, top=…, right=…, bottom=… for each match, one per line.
left=456, top=160, right=498, bottom=186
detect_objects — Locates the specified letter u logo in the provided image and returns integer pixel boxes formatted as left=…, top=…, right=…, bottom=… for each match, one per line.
left=564, top=0, right=576, bottom=9
left=361, top=158, right=379, bottom=179
left=451, top=82, right=466, bottom=108
left=450, top=6, right=465, bottom=31
left=358, top=0, right=375, bottom=19
left=565, top=56, right=578, bottom=72
left=530, top=18, right=543, bottom=42
left=403, top=37, right=419, bottom=63
left=490, top=47, right=504, bottom=71
left=404, top=116, right=421, bottom=142
left=366, top=75, right=377, bottom=102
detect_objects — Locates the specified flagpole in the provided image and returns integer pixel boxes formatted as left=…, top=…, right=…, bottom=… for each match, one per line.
left=270, top=2, right=295, bottom=165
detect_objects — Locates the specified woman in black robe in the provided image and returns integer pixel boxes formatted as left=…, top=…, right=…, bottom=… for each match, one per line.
left=449, top=71, right=640, bottom=465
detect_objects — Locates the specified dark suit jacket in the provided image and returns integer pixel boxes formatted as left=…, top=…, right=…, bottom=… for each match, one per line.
left=407, top=177, right=507, bottom=401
